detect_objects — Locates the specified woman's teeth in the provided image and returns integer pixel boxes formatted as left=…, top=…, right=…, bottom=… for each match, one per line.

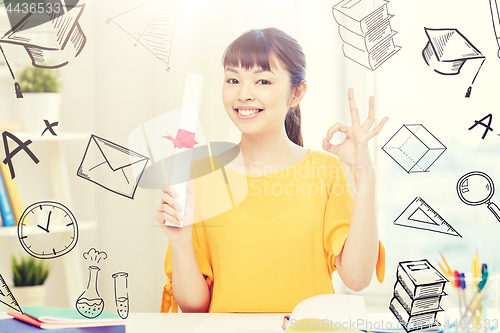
left=237, top=109, right=261, bottom=116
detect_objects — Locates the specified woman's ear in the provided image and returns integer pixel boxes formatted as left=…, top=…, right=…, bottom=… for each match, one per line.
left=289, top=81, right=307, bottom=107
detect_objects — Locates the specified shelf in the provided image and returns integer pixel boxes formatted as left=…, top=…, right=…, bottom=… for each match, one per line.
left=0, top=220, right=96, bottom=237
left=9, top=132, right=92, bottom=142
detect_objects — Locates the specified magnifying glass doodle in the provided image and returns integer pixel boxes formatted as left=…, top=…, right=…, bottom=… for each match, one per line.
left=456, top=171, right=500, bottom=222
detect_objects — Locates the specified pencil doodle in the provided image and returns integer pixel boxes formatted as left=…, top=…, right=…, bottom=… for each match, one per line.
left=457, top=171, right=500, bottom=223
left=2, top=131, right=40, bottom=179
left=381, top=124, right=446, bottom=173
left=489, top=0, right=500, bottom=58
left=0, top=273, right=23, bottom=313
left=18, top=201, right=79, bottom=259
left=422, top=28, right=486, bottom=98
left=394, top=197, right=461, bottom=238
left=77, top=135, right=150, bottom=199
left=0, top=2, right=87, bottom=97
left=76, top=248, right=107, bottom=319
left=389, top=259, right=448, bottom=332
left=41, top=120, right=59, bottom=137
left=469, top=114, right=494, bottom=139
left=332, top=0, right=400, bottom=71
left=105, top=0, right=177, bottom=71
left=112, top=272, right=129, bottom=319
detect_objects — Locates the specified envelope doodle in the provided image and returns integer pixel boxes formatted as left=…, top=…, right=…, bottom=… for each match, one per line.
left=77, top=135, right=149, bottom=199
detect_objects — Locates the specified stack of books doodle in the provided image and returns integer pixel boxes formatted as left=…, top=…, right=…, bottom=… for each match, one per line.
left=332, top=0, right=400, bottom=70
left=389, top=259, right=448, bottom=332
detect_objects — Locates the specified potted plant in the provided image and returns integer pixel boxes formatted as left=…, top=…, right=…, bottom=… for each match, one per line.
left=17, top=65, right=62, bottom=132
left=10, top=255, right=50, bottom=307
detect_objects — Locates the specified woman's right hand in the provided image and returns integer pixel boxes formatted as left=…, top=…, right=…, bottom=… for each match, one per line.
left=155, top=180, right=195, bottom=242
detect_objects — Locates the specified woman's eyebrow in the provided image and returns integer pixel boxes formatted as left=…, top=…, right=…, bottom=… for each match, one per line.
left=224, top=68, right=274, bottom=74
left=254, top=69, right=274, bottom=74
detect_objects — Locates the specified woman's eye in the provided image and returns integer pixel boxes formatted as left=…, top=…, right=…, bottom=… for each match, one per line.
left=257, top=79, right=271, bottom=85
left=227, top=78, right=239, bottom=84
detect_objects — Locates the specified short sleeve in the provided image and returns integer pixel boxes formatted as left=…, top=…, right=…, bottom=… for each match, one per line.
left=160, top=231, right=214, bottom=313
left=323, top=159, right=385, bottom=283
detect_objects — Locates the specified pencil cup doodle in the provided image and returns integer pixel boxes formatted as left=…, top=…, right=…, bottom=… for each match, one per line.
left=112, top=272, right=129, bottom=319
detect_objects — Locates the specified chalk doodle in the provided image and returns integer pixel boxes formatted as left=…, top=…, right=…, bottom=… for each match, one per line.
left=332, top=0, right=400, bottom=70
left=394, top=197, right=461, bottom=238
left=112, top=272, right=129, bottom=319
left=422, top=28, right=485, bottom=98
left=105, top=0, right=177, bottom=71
left=18, top=201, right=79, bottom=259
left=77, top=135, right=149, bottom=199
left=0, top=2, right=87, bottom=97
left=457, top=171, right=500, bottom=223
left=489, top=0, right=500, bottom=58
left=41, top=120, right=59, bottom=137
left=389, top=259, right=448, bottom=332
left=0, top=273, right=23, bottom=313
left=381, top=124, right=446, bottom=173
left=469, top=114, right=494, bottom=139
left=76, top=248, right=107, bottom=319
left=2, top=131, right=40, bottom=179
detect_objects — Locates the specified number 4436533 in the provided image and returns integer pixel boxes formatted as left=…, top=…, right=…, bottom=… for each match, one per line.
left=5, top=2, right=61, bottom=14
left=444, top=318, right=498, bottom=330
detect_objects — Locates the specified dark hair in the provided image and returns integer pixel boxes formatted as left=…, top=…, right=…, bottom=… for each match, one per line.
left=222, top=28, right=306, bottom=146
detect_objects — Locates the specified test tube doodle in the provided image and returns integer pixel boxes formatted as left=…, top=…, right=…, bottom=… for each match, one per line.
left=112, top=272, right=129, bottom=319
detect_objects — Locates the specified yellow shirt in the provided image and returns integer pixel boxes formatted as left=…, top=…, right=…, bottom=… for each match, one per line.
left=161, top=150, right=385, bottom=313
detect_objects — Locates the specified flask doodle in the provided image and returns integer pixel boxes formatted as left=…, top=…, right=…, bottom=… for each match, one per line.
left=76, top=248, right=107, bottom=318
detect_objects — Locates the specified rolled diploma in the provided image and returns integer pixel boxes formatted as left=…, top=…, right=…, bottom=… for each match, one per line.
left=167, top=73, right=204, bottom=227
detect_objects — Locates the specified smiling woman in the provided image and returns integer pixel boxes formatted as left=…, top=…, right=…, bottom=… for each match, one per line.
left=156, top=27, right=387, bottom=313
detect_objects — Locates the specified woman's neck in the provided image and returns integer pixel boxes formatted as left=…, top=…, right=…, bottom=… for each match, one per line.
left=237, top=129, right=307, bottom=175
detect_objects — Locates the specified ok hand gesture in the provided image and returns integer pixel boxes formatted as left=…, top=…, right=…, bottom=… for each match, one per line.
left=322, top=88, right=388, bottom=170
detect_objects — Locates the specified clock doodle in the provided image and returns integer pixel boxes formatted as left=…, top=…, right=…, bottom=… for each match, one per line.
left=17, top=201, right=79, bottom=259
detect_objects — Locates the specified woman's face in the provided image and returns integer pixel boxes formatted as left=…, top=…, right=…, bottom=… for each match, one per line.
left=222, top=57, right=295, bottom=137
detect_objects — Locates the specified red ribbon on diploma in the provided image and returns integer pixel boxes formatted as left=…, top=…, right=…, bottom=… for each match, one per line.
left=162, top=129, right=198, bottom=149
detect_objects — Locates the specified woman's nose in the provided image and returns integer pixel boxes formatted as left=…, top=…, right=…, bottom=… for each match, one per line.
left=238, top=83, right=254, bottom=101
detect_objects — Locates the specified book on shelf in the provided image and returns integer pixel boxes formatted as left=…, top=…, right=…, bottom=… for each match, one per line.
left=0, top=161, right=28, bottom=226
left=332, top=0, right=391, bottom=36
left=393, top=281, right=445, bottom=315
left=8, top=306, right=130, bottom=330
left=342, top=36, right=400, bottom=70
left=0, top=165, right=15, bottom=227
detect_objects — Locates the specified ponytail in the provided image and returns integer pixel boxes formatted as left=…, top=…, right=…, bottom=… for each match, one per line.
left=285, top=104, right=303, bottom=147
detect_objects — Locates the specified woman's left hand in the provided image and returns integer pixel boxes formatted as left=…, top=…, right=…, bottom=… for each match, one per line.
left=322, top=88, right=388, bottom=169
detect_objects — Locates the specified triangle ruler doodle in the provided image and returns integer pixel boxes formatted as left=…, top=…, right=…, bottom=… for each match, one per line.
left=394, top=197, right=462, bottom=237
left=0, top=273, right=23, bottom=313
left=106, top=0, right=177, bottom=70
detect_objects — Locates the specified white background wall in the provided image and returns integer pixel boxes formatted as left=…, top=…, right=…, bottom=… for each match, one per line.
left=1, top=0, right=499, bottom=315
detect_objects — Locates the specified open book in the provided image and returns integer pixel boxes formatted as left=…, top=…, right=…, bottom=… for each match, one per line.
left=194, top=294, right=366, bottom=333
left=7, top=306, right=129, bottom=329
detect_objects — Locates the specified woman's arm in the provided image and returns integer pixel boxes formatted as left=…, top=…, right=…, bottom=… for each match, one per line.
left=322, top=88, right=387, bottom=291
left=156, top=182, right=211, bottom=312
left=170, top=234, right=211, bottom=312
left=334, top=147, right=379, bottom=291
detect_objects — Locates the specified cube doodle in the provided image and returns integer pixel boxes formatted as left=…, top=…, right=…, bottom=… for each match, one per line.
left=382, top=124, right=446, bottom=173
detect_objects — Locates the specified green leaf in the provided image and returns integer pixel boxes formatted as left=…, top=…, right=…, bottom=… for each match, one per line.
left=11, top=255, right=50, bottom=286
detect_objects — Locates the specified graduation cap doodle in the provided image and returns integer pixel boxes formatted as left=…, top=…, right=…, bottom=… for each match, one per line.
left=422, top=28, right=485, bottom=98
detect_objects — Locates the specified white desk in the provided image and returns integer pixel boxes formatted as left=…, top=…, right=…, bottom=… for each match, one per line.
left=1, top=311, right=499, bottom=333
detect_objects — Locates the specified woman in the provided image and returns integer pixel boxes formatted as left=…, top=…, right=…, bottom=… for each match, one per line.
left=156, top=27, right=387, bottom=313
